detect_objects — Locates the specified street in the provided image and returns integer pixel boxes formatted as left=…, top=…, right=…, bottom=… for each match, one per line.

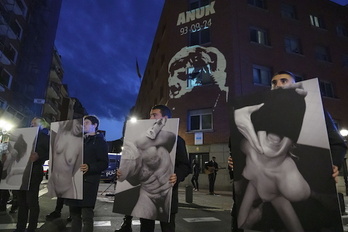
left=0, top=179, right=233, bottom=232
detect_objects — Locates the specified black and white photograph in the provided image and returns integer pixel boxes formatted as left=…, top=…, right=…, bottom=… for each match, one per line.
left=0, top=127, right=38, bottom=190
left=48, top=119, right=83, bottom=199
left=113, top=118, right=179, bottom=222
left=230, top=78, right=343, bottom=232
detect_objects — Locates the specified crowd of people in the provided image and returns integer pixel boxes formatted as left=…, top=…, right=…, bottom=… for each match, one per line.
left=0, top=70, right=347, bottom=232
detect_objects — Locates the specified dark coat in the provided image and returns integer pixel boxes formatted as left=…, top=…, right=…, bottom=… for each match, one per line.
left=21, top=127, right=49, bottom=190
left=171, top=136, right=191, bottom=214
left=66, top=133, right=108, bottom=207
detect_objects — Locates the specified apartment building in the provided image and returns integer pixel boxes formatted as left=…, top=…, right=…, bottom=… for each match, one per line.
left=0, top=0, right=62, bottom=128
left=133, top=0, right=348, bottom=190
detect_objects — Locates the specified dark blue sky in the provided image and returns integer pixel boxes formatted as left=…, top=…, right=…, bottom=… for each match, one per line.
left=55, top=1, right=164, bottom=140
left=55, top=0, right=348, bottom=141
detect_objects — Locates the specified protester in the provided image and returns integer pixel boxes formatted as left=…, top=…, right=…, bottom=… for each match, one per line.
left=114, top=105, right=191, bottom=232
left=14, top=117, right=50, bottom=232
left=65, top=115, right=108, bottom=232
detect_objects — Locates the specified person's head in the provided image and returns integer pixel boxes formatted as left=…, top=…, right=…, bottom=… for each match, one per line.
left=83, top=115, right=99, bottom=135
left=212, top=156, right=216, bottom=161
left=31, top=117, right=49, bottom=129
left=150, top=105, right=172, bottom=119
left=168, top=46, right=228, bottom=100
left=271, top=71, right=296, bottom=90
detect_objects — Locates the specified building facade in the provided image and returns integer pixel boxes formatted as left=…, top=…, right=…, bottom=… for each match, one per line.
left=133, top=0, right=348, bottom=190
left=0, top=0, right=62, bottom=128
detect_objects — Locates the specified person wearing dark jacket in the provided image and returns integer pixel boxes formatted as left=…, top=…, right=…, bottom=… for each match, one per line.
left=65, top=115, right=108, bottom=232
left=15, top=117, right=50, bottom=232
left=114, top=105, right=191, bottom=232
left=229, top=71, right=347, bottom=232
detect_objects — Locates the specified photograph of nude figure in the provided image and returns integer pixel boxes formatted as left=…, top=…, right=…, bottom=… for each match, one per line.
left=230, top=78, right=343, bottom=232
left=113, top=118, right=179, bottom=222
left=48, top=119, right=83, bottom=200
left=0, top=127, right=38, bottom=190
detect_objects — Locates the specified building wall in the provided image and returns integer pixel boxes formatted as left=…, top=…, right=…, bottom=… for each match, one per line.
left=134, top=0, right=348, bottom=191
left=0, top=0, right=62, bottom=127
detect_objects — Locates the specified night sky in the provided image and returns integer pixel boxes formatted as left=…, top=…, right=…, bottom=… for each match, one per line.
left=54, top=0, right=348, bottom=141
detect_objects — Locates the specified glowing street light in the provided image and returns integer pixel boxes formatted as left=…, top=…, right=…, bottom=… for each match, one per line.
left=341, top=129, right=348, bottom=137
left=130, top=117, right=137, bottom=123
left=0, top=119, right=14, bottom=132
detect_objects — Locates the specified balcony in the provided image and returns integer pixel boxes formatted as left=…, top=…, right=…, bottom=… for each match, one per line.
left=43, top=98, right=59, bottom=115
left=50, top=65, right=63, bottom=82
left=47, top=82, right=60, bottom=100
left=4, top=0, right=27, bottom=16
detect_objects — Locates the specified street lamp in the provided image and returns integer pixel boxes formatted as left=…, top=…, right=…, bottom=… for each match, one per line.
left=340, top=129, right=348, bottom=137
left=0, top=119, right=14, bottom=133
left=339, top=128, right=348, bottom=195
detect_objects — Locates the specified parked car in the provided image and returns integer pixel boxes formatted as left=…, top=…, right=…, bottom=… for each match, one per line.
left=43, top=160, right=49, bottom=180
left=100, top=153, right=121, bottom=183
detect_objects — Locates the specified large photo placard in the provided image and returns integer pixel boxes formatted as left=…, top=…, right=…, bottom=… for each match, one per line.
left=230, top=78, right=343, bottom=232
left=0, top=127, right=38, bottom=190
left=48, top=119, right=83, bottom=200
left=113, top=118, right=179, bottom=222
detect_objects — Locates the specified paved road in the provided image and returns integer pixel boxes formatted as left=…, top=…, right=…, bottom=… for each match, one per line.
left=0, top=180, right=233, bottom=232
left=2, top=179, right=348, bottom=232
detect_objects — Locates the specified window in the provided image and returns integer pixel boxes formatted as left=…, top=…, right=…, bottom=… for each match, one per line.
left=16, top=0, right=28, bottom=17
left=343, top=54, right=348, bottom=67
left=189, top=27, right=210, bottom=46
left=250, top=27, right=270, bottom=46
left=0, top=98, right=7, bottom=109
left=319, top=80, right=334, bottom=98
left=281, top=3, right=297, bottom=19
left=3, top=43, right=17, bottom=63
left=189, top=153, right=209, bottom=174
left=253, top=65, right=271, bottom=85
left=190, top=0, right=210, bottom=10
left=248, top=0, right=266, bottom=9
left=0, top=68, right=12, bottom=88
left=310, top=15, right=325, bottom=29
left=315, top=46, right=331, bottom=62
left=188, top=109, right=213, bottom=131
left=10, top=20, right=22, bottom=39
left=336, top=24, right=348, bottom=37
left=187, top=65, right=214, bottom=88
left=284, top=36, right=302, bottom=54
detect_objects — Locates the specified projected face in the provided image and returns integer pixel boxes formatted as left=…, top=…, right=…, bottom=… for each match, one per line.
left=168, top=46, right=228, bottom=100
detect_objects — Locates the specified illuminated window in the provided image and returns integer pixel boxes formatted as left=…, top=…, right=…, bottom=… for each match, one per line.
left=248, top=0, right=266, bottom=9
left=250, top=27, right=270, bottom=46
left=190, top=0, right=210, bottom=10
left=319, top=80, right=335, bottom=98
left=284, top=36, right=302, bottom=54
left=310, top=15, right=325, bottom=29
left=281, top=3, right=297, bottom=19
left=189, top=153, right=209, bottom=174
left=252, top=65, right=271, bottom=86
left=187, top=65, right=214, bottom=88
left=315, top=46, right=331, bottom=62
left=189, top=27, right=210, bottom=46
left=188, top=109, right=213, bottom=131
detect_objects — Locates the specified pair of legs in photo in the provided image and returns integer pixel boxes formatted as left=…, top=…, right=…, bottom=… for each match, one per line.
left=115, top=214, right=175, bottom=232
